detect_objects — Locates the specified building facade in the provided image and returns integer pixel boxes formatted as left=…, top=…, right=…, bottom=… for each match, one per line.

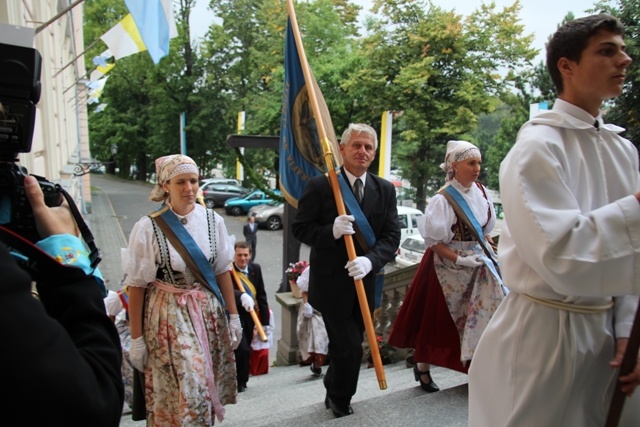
left=1, top=0, right=93, bottom=212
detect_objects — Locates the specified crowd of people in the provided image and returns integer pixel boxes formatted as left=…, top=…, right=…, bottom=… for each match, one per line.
left=6, top=12, right=640, bottom=427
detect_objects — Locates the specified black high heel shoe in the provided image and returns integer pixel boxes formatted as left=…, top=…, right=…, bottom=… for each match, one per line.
left=413, top=365, right=440, bottom=393
left=310, top=363, right=322, bottom=377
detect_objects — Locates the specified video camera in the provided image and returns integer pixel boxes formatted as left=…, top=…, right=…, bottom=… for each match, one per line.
left=0, top=42, right=62, bottom=242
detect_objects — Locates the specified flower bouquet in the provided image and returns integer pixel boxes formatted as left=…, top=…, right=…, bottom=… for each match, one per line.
left=285, top=260, right=309, bottom=298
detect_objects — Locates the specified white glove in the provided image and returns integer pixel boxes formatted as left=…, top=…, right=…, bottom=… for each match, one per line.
left=302, top=302, right=314, bottom=318
left=130, top=336, right=148, bottom=372
left=229, top=314, right=243, bottom=350
left=345, top=256, right=373, bottom=280
left=240, top=293, right=255, bottom=312
left=262, top=325, right=273, bottom=335
left=455, top=255, right=483, bottom=268
left=332, top=214, right=355, bottom=239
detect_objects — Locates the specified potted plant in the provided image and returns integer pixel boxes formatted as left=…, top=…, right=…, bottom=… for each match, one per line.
left=365, top=335, right=397, bottom=367
left=285, top=260, right=309, bottom=298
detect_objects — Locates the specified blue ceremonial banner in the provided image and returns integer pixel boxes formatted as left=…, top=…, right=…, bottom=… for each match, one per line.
left=278, top=18, right=341, bottom=208
left=124, top=0, right=175, bottom=64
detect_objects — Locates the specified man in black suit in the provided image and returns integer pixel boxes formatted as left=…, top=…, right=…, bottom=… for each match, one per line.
left=0, top=176, right=123, bottom=426
left=243, top=215, right=258, bottom=261
left=232, top=241, right=270, bottom=392
left=292, top=123, right=400, bottom=418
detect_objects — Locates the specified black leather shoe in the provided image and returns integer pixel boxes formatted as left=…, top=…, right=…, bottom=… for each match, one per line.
left=238, top=383, right=247, bottom=393
left=413, top=365, right=439, bottom=393
left=325, top=394, right=354, bottom=418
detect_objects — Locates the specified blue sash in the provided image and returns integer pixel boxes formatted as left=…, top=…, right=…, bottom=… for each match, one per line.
left=338, top=173, right=376, bottom=249
left=444, top=186, right=485, bottom=240
left=442, top=186, right=502, bottom=281
left=158, top=208, right=225, bottom=305
left=338, top=173, right=385, bottom=303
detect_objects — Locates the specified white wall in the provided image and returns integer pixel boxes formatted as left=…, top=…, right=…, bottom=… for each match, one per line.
left=1, top=0, right=91, bottom=211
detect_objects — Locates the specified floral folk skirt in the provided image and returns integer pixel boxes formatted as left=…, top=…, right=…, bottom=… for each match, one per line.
left=143, top=283, right=237, bottom=427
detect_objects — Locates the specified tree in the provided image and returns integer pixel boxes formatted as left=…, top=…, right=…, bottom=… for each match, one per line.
left=200, top=0, right=363, bottom=188
left=349, top=0, right=536, bottom=210
left=85, top=0, right=232, bottom=180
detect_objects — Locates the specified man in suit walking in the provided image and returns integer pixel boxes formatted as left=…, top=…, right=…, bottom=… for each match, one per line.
left=292, top=123, right=400, bottom=418
left=243, top=215, right=258, bottom=262
left=232, top=241, right=270, bottom=391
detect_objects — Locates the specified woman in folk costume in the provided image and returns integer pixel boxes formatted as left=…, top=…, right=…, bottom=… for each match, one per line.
left=388, top=140, right=507, bottom=392
left=296, top=266, right=329, bottom=377
left=123, top=154, right=243, bottom=426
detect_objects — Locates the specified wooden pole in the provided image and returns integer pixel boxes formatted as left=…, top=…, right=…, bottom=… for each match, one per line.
left=286, top=0, right=387, bottom=390
left=605, top=298, right=640, bottom=427
left=229, top=267, right=267, bottom=343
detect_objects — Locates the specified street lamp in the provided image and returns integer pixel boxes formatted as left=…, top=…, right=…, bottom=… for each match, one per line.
left=73, top=144, right=118, bottom=176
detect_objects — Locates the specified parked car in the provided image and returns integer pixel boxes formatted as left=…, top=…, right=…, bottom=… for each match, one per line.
left=486, top=188, right=503, bottom=239
left=224, top=189, right=282, bottom=216
left=199, top=182, right=250, bottom=209
left=396, top=234, right=426, bottom=268
left=199, top=177, right=242, bottom=187
left=248, top=201, right=284, bottom=230
left=397, top=206, right=423, bottom=241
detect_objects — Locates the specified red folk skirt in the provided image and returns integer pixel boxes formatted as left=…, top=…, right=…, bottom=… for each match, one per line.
left=388, top=248, right=468, bottom=374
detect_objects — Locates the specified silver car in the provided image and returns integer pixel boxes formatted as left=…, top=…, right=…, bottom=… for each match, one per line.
left=248, top=201, right=284, bottom=230
left=395, top=234, right=426, bottom=268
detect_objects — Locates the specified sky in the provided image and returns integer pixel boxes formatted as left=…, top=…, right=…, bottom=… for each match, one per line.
left=190, top=0, right=598, bottom=63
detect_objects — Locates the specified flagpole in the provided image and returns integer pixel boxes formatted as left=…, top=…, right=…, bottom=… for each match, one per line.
left=35, top=0, right=86, bottom=35
left=605, top=298, right=640, bottom=427
left=285, top=0, right=387, bottom=390
left=52, top=38, right=101, bottom=78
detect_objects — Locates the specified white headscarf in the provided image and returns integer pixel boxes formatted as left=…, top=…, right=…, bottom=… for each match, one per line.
left=439, top=140, right=481, bottom=182
left=149, top=154, right=199, bottom=202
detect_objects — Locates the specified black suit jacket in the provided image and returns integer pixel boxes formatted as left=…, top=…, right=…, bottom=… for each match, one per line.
left=292, top=170, right=401, bottom=319
left=243, top=223, right=258, bottom=245
left=233, top=262, right=270, bottom=343
left=0, top=243, right=123, bottom=427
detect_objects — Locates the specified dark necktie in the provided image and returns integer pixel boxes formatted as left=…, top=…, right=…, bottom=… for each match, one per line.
left=354, top=178, right=364, bottom=206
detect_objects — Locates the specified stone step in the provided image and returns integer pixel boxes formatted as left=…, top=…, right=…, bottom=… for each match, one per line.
left=218, top=361, right=468, bottom=426
left=120, top=361, right=469, bottom=426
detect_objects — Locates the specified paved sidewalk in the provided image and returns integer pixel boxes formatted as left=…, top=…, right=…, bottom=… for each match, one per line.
left=85, top=184, right=128, bottom=291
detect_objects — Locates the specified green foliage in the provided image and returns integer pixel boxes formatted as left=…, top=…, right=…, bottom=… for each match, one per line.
left=346, top=0, right=536, bottom=208
left=85, top=0, right=234, bottom=180
left=89, top=0, right=637, bottom=197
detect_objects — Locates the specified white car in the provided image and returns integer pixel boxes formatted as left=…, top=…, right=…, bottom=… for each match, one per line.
left=395, top=234, right=426, bottom=268
left=397, top=206, right=423, bottom=241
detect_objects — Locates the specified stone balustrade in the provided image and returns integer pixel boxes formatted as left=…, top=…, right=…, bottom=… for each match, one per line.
left=275, top=263, right=419, bottom=366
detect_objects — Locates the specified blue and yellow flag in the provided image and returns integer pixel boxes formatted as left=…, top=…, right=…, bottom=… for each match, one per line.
left=124, top=0, right=178, bottom=64
left=278, top=18, right=341, bottom=208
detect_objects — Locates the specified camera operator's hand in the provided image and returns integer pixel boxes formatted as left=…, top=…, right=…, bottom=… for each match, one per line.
left=24, top=175, right=79, bottom=238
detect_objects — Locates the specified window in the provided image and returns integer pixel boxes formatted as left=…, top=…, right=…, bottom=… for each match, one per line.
left=398, top=215, right=408, bottom=228
left=411, top=213, right=422, bottom=228
left=402, top=237, right=426, bottom=254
